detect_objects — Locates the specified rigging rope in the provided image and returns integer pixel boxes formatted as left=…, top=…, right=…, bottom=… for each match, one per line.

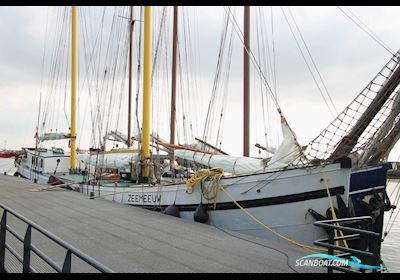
left=223, top=6, right=280, bottom=112
left=281, top=7, right=337, bottom=119
left=384, top=179, right=400, bottom=238
left=38, top=7, right=70, bottom=145
left=270, top=7, right=278, bottom=98
left=202, top=7, right=235, bottom=150
left=337, top=6, right=395, bottom=56
left=306, top=50, right=400, bottom=161
left=286, top=7, right=339, bottom=116
left=255, top=7, right=275, bottom=155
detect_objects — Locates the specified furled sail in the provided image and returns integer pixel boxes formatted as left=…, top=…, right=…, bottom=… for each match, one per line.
left=175, top=150, right=265, bottom=174
left=103, top=130, right=129, bottom=145
left=39, top=132, right=71, bottom=142
left=77, top=151, right=140, bottom=170
left=175, top=115, right=306, bottom=174
left=267, top=114, right=306, bottom=169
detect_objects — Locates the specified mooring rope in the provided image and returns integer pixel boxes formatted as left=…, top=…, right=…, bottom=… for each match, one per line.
left=186, top=168, right=326, bottom=253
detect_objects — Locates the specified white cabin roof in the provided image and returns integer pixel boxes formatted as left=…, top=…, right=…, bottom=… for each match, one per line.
left=27, top=149, right=70, bottom=158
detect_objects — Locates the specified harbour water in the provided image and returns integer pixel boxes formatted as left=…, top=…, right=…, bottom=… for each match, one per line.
left=0, top=158, right=398, bottom=272
left=382, top=180, right=400, bottom=272
left=0, top=157, right=15, bottom=175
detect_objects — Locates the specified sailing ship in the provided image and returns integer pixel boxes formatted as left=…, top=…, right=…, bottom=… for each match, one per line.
left=14, top=6, right=137, bottom=185
left=14, top=6, right=81, bottom=185
left=13, top=6, right=395, bottom=253
left=79, top=6, right=395, bottom=249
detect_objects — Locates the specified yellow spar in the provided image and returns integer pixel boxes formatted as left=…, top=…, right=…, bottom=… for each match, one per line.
left=70, top=6, right=77, bottom=172
left=141, top=6, right=152, bottom=178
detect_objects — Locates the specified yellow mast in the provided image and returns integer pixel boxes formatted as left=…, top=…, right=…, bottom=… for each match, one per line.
left=70, top=6, right=77, bottom=172
left=141, top=6, right=152, bottom=178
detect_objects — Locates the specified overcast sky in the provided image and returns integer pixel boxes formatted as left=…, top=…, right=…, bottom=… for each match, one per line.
left=1, top=6, right=400, bottom=161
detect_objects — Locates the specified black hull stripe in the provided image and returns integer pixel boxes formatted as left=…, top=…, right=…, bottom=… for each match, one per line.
left=132, top=186, right=345, bottom=212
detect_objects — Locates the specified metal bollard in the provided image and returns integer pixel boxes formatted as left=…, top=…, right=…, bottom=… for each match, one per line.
left=90, top=192, right=95, bottom=199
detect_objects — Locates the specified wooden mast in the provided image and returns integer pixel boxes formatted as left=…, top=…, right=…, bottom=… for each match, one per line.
left=141, top=6, right=152, bottom=178
left=70, top=6, right=77, bottom=172
left=243, top=6, right=250, bottom=157
left=127, top=6, right=134, bottom=147
left=169, top=6, right=178, bottom=166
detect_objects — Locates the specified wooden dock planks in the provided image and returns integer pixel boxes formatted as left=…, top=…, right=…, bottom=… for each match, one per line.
left=0, top=175, right=324, bottom=273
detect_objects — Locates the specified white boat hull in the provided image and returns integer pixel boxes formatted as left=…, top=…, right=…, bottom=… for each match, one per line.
left=15, top=162, right=51, bottom=184
left=81, top=163, right=351, bottom=246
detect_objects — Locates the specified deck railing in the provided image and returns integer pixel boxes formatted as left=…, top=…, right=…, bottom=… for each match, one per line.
left=0, top=203, right=114, bottom=273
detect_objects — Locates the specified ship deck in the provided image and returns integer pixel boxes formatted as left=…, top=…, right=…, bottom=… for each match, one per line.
left=0, top=174, right=324, bottom=273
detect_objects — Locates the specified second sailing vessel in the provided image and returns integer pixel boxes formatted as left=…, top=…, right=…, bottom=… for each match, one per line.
left=15, top=6, right=82, bottom=184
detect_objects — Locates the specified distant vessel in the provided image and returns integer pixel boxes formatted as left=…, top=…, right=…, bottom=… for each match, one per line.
left=0, top=151, right=16, bottom=158
left=0, top=141, right=17, bottom=158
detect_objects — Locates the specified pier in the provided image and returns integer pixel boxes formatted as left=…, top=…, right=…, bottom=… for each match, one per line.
left=0, top=174, right=323, bottom=273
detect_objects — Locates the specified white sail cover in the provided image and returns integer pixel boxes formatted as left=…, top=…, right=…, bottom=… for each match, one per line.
left=174, top=150, right=264, bottom=174
left=104, top=130, right=130, bottom=145
left=39, top=132, right=71, bottom=142
left=77, top=152, right=139, bottom=170
left=267, top=115, right=305, bottom=169
left=175, top=114, right=305, bottom=174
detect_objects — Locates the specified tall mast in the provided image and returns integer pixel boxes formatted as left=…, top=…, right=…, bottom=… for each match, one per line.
left=169, top=6, right=178, bottom=165
left=141, top=6, right=152, bottom=178
left=243, top=6, right=250, bottom=157
left=127, top=6, right=134, bottom=147
left=70, top=6, right=77, bottom=172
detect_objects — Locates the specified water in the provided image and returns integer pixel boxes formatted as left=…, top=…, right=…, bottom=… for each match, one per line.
left=0, top=157, right=16, bottom=175
left=0, top=158, right=398, bottom=272
left=382, top=180, right=400, bottom=272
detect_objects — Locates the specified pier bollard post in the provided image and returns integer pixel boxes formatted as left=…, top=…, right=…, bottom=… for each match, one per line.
left=90, top=192, right=95, bottom=199
left=3, top=172, right=6, bottom=176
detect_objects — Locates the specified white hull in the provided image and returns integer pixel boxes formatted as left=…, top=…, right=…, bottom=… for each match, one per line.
left=81, top=163, right=351, bottom=246
left=16, top=162, right=51, bottom=184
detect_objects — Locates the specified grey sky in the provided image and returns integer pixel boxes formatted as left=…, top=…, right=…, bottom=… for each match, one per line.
left=1, top=6, right=400, bottom=161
